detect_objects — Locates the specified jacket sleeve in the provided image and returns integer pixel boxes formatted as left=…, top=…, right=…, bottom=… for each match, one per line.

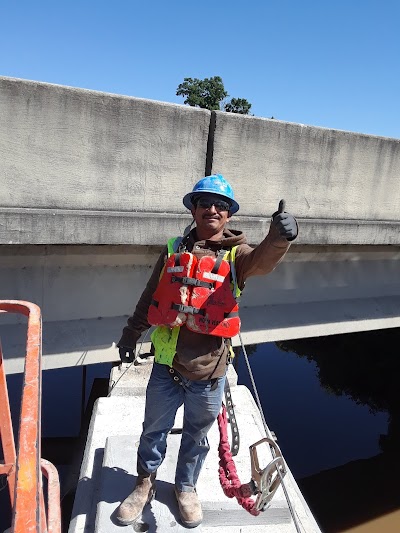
left=118, top=246, right=167, bottom=348
left=234, top=221, right=297, bottom=290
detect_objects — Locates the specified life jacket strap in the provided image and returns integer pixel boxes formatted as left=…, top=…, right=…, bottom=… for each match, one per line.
left=225, top=311, right=239, bottom=318
left=212, top=249, right=227, bottom=274
left=171, top=303, right=205, bottom=315
left=174, top=252, right=181, bottom=266
left=171, top=276, right=213, bottom=289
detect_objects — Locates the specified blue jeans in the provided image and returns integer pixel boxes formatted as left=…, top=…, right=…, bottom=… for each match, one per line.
left=137, top=362, right=226, bottom=492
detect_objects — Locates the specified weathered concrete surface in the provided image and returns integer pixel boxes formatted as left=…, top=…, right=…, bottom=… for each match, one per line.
left=1, top=209, right=398, bottom=246
left=68, top=360, right=321, bottom=533
left=211, top=111, right=400, bottom=223
left=0, top=76, right=209, bottom=242
left=3, top=295, right=400, bottom=375
left=0, top=209, right=194, bottom=245
left=1, top=245, right=399, bottom=324
left=1, top=76, right=400, bottom=245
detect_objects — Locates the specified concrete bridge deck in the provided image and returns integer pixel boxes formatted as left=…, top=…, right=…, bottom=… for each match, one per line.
left=1, top=77, right=400, bottom=376
left=2, top=292, right=400, bottom=375
left=68, top=358, right=321, bottom=533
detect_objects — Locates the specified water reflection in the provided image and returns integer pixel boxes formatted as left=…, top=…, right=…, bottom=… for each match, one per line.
left=236, top=328, right=400, bottom=532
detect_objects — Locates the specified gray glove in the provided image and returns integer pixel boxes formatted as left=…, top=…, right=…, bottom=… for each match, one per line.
left=271, top=199, right=298, bottom=241
left=118, top=345, right=135, bottom=364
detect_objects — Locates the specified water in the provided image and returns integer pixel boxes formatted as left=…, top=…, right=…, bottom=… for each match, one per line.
left=2, top=329, right=400, bottom=532
left=0, top=362, right=112, bottom=532
left=236, top=342, right=388, bottom=479
left=236, top=329, right=400, bottom=532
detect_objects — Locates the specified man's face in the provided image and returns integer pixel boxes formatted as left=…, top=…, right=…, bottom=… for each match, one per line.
left=191, top=194, right=232, bottom=236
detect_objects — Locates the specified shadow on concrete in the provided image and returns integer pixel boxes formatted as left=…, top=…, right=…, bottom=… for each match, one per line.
left=106, top=471, right=181, bottom=531
left=73, top=465, right=182, bottom=533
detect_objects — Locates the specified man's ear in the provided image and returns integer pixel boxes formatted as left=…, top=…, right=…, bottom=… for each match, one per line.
left=191, top=206, right=196, bottom=217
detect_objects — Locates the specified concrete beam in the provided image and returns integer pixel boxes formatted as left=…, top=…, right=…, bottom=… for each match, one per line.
left=211, top=111, right=400, bottom=225
left=0, top=76, right=210, bottom=217
left=2, top=77, right=400, bottom=246
left=2, top=295, right=400, bottom=375
left=1, top=208, right=399, bottom=245
left=1, top=243, right=399, bottom=374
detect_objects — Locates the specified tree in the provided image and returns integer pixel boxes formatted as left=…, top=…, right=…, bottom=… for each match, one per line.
left=176, top=76, right=227, bottom=111
left=176, top=76, right=252, bottom=114
left=224, top=97, right=252, bottom=115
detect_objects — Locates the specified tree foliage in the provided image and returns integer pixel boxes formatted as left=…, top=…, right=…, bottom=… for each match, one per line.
left=224, top=97, right=252, bottom=114
left=176, top=76, right=227, bottom=111
left=176, top=76, right=252, bottom=114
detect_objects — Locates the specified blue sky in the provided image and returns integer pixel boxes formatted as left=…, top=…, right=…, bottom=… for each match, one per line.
left=1, top=1, right=399, bottom=139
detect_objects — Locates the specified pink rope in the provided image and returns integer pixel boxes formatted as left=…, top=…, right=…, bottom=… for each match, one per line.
left=217, top=404, right=260, bottom=516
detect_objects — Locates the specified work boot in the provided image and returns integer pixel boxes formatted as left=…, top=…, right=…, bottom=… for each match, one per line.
left=174, top=487, right=203, bottom=528
left=116, top=470, right=156, bottom=525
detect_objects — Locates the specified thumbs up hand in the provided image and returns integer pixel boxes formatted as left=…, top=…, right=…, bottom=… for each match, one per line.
left=271, top=199, right=298, bottom=241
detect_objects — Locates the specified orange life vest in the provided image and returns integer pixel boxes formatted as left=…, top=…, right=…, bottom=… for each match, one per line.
left=148, top=248, right=240, bottom=338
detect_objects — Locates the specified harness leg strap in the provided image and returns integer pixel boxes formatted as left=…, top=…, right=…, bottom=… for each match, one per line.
left=224, top=378, right=240, bottom=456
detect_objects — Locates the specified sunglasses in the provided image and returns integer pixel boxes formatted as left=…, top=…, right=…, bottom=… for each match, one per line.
left=194, top=196, right=231, bottom=212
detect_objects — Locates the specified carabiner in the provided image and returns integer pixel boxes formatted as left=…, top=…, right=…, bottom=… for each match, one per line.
left=249, top=437, right=287, bottom=511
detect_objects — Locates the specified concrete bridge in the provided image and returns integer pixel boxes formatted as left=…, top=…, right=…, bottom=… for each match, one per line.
left=1, top=76, right=399, bottom=374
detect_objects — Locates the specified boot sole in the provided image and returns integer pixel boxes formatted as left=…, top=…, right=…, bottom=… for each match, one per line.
left=116, top=488, right=156, bottom=526
left=180, top=518, right=203, bottom=528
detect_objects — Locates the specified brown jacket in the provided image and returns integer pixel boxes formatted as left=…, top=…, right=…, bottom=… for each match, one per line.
left=118, top=223, right=293, bottom=380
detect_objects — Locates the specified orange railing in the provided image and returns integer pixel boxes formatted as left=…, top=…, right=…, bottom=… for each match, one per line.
left=0, top=301, right=61, bottom=533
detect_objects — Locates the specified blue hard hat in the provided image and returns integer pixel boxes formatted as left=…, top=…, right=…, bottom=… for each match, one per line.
left=183, top=174, right=240, bottom=214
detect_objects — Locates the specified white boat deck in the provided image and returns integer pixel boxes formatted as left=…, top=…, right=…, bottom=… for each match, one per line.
left=68, top=358, right=322, bottom=533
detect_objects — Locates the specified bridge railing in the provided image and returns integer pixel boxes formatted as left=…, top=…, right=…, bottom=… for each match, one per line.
left=0, top=300, right=61, bottom=533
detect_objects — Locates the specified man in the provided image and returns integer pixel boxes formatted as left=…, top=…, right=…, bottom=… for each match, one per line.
left=116, top=174, right=298, bottom=528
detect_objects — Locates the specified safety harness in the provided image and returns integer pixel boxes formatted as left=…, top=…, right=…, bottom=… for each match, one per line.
left=219, top=332, right=303, bottom=531
left=217, top=403, right=286, bottom=515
